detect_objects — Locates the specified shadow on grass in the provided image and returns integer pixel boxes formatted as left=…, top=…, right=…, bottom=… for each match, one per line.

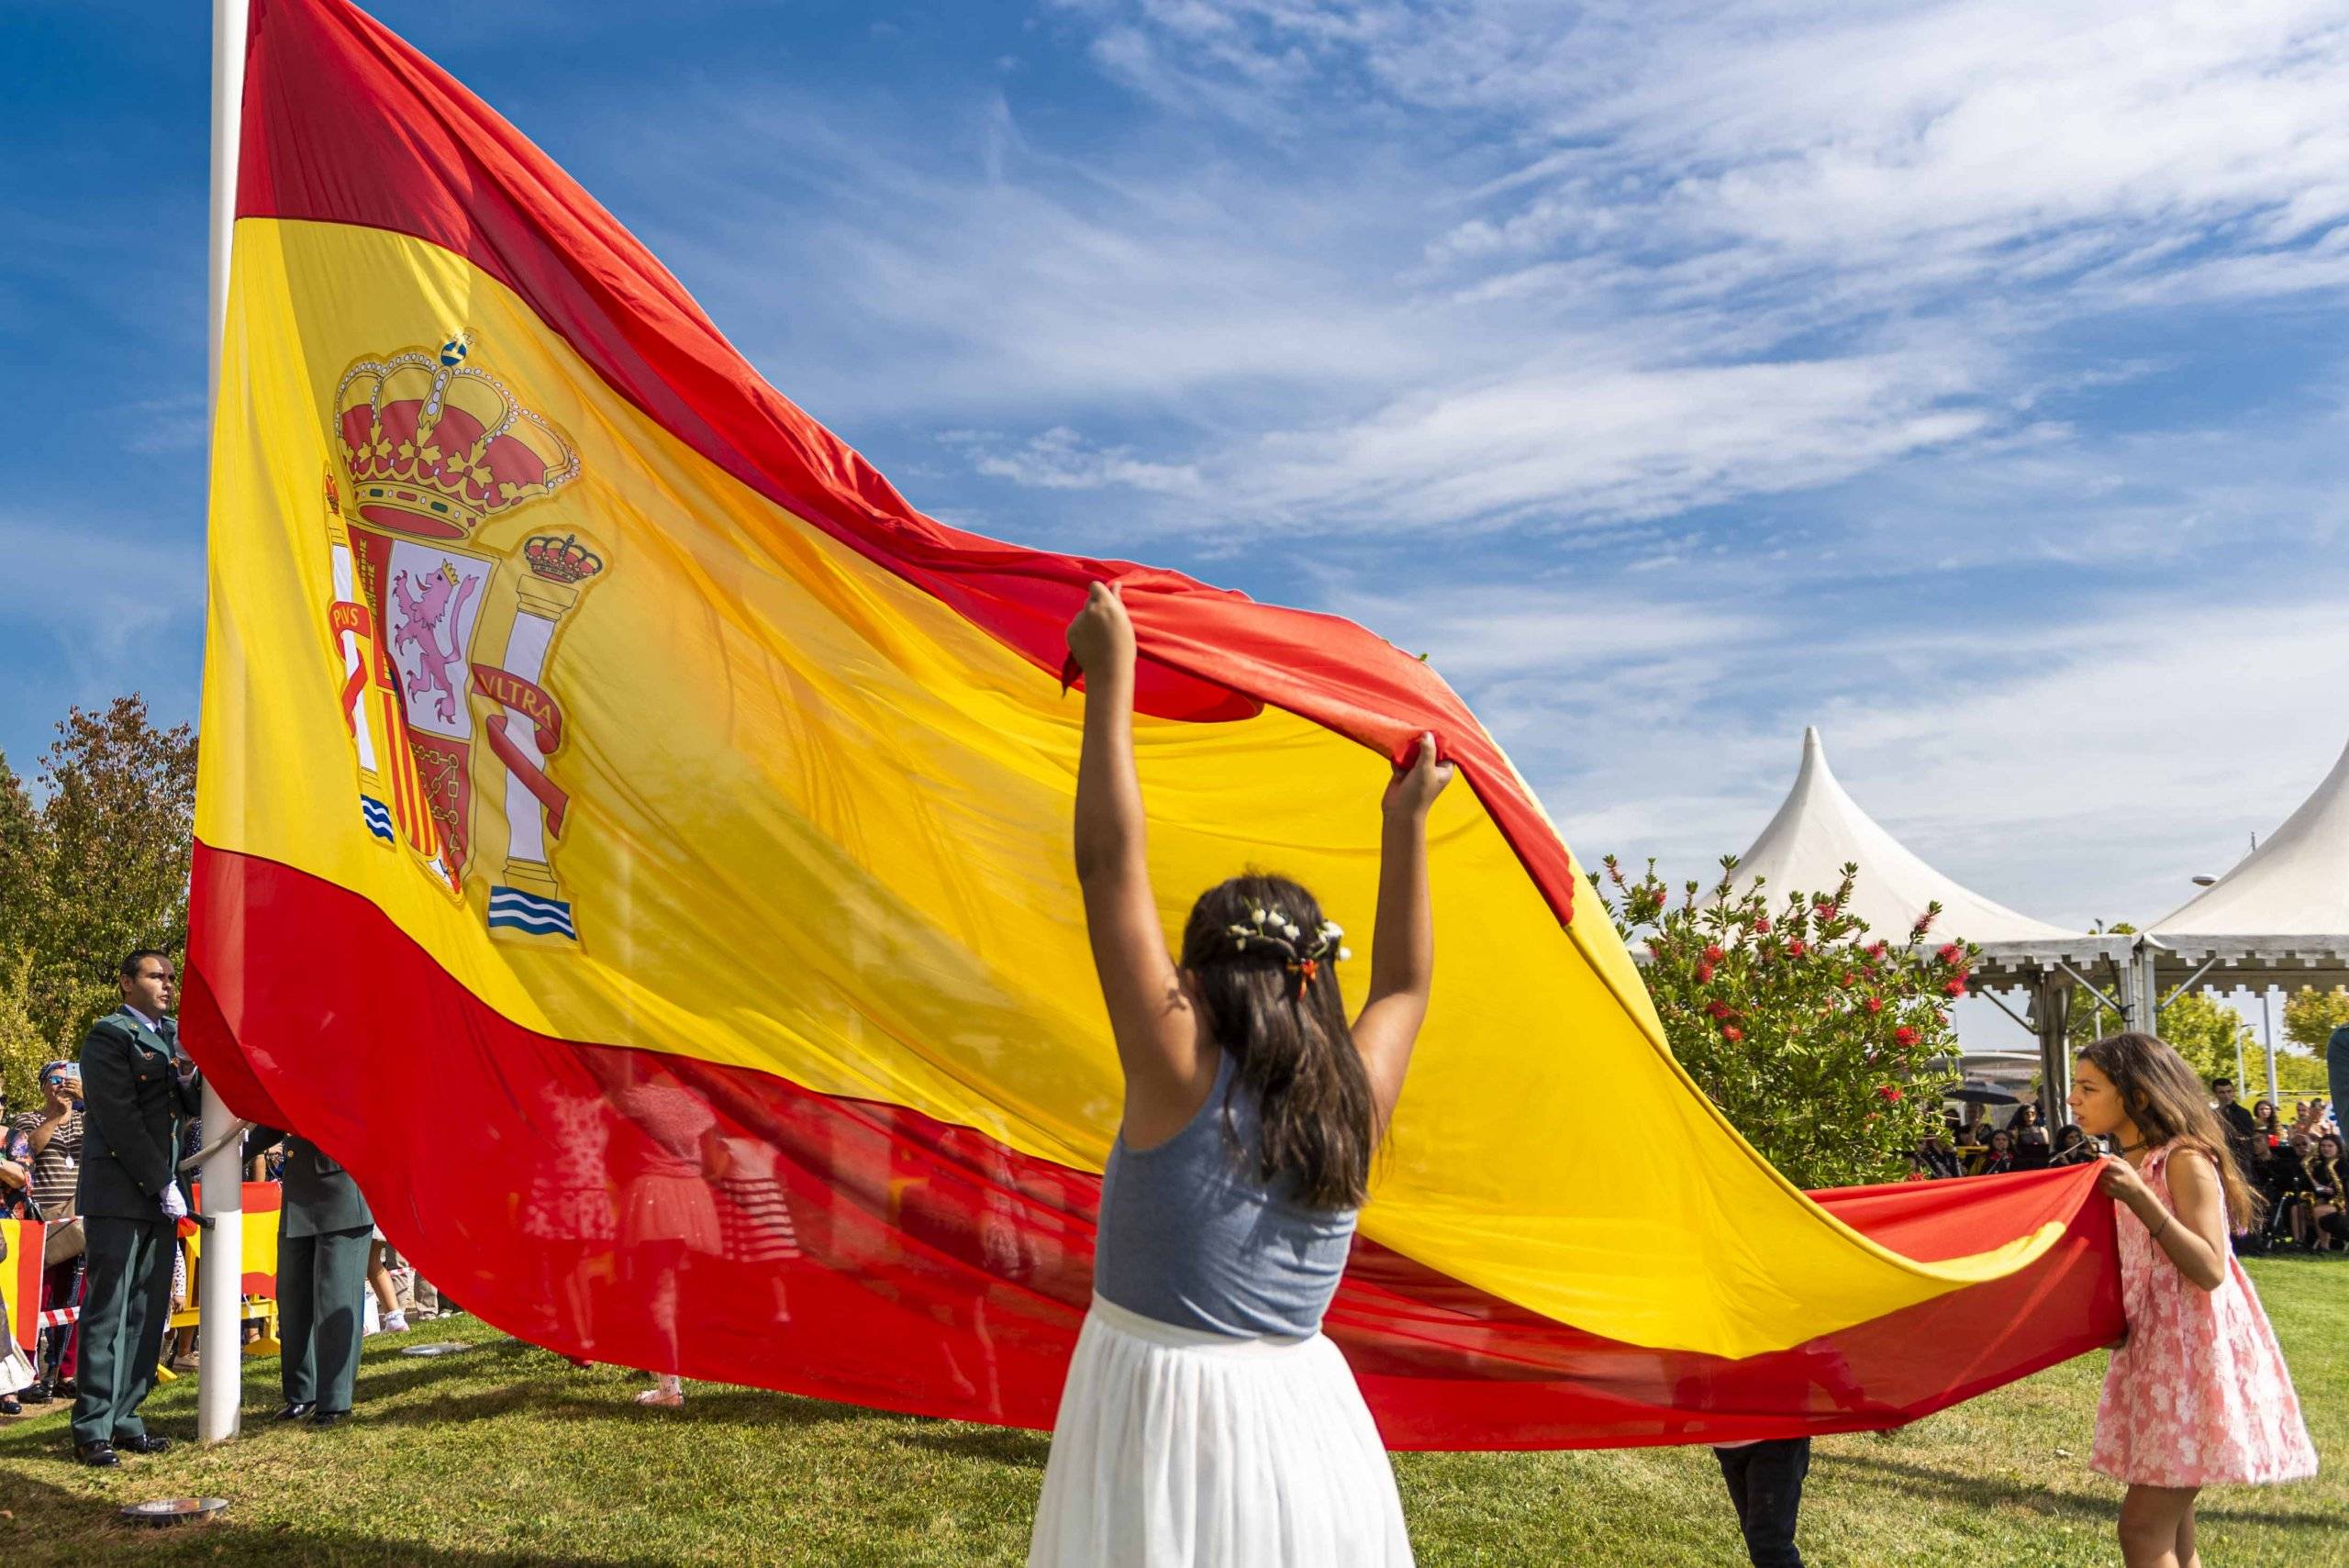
left=1834, top=1453, right=2330, bottom=1532
left=347, top=1374, right=884, bottom=1433
left=0, top=1465, right=671, bottom=1568
left=888, top=1421, right=1051, bottom=1470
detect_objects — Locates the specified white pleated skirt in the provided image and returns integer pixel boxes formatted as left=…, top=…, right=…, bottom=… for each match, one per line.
left=1028, top=1295, right=1414, bottom=1568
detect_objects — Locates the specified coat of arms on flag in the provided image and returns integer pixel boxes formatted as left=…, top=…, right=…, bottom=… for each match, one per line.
left=317, top=333, right=606, bottom=942
left=192, top=0, right=2128, bottom=1450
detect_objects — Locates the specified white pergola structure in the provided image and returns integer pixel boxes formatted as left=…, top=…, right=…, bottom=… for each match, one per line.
left=2138, top=734, right=2349, bottom=1105
left=1737, top=729, right=2105, bottom=1124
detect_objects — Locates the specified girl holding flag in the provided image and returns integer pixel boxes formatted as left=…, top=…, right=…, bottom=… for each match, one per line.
left=1031, top=582, right=1450, bottom=1567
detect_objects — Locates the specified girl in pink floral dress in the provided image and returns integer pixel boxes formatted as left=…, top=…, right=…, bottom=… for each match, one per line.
left=2070, top=1033, right=2318, bottom=1568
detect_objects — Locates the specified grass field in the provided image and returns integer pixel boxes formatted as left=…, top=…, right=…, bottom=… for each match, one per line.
left=0, top=1254, right=2336, bottom=1566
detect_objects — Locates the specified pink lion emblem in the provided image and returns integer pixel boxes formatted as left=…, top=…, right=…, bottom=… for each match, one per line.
left=391, top=562, right=479, bottom=725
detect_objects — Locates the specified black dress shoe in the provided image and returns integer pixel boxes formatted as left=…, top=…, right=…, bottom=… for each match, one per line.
left=307, top=1408, right=352, bottom=1429
left=1, top=1396, right=20, bottom=1416
left=20, top=1381, right=52, bottom=1405
left=115, top=1433, right=171, bottom=1455
left=73, top=1440, right=118, bottom=1468
left=273, top=1401, right=317, bottom=1422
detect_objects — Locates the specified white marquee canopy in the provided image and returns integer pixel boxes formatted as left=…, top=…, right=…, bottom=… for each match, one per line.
left=1734, top=728, right=2109, bottom=1124
left=2146, top=732, right=2349, bottom=988
left=1727, top=726, right=2349, bottom=1117
left=1735, top=728, right=2076, bottom=944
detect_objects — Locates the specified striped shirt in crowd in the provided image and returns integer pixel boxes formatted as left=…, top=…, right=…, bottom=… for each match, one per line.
left=8, top=1109, right=83, bottom=1214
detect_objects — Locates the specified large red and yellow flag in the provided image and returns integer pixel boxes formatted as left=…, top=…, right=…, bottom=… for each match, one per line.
left=191, top=0, right=2120, bottom=1447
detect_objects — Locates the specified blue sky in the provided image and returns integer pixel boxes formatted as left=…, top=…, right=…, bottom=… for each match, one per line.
left=10, top=1, right=2349, bottom=1009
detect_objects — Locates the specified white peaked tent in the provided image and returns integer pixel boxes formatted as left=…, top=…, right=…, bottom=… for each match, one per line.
left=2151, top=734, right=2349, bottom=943
left=1740, top=729, right=2119, bottom=1125
left=1738, top=728, right=2075, bottom=943
left=2143, top=734, right=2349, bottom=1103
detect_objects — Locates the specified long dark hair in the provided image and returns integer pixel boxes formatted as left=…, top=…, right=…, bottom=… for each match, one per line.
left=2079, top=1032, right=2263, bottom=1229
left=1179, top=873, right=1375, bottom=1210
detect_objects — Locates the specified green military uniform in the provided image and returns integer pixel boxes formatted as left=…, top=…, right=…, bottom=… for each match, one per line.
left=72, top=1006, right=201, bottom=1449
left=245, top=1127, right=373, bottom=1416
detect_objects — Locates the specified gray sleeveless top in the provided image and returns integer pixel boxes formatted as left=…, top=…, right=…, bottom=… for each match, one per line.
left=1094, top=1048, right=1358, bottom=1338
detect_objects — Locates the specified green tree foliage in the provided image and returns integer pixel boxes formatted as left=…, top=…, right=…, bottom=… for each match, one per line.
left=2273, top=1050, right=2331, bottom=1097
left=2282, top=986, right=2349, bottom=1054
left=1593, top=856, right=1965, bottom=1190
left=0, top=954, right=47, bottom=1111
left=0, top=752, right=39, bottom=962
left=0, top=696, right=197, bottom=1100
left=2144, top=991, right=2258, bottom=1085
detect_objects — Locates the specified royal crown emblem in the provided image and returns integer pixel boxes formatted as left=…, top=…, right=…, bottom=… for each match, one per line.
left=332, top=336, right=579, bottom=541
left=317, top=335, right=607, bottom=945
left=523, top=533, right=603, bottom=585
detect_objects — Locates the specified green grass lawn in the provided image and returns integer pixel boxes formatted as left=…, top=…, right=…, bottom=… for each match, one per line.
left=0, top=1254, right=2337, bottom=1566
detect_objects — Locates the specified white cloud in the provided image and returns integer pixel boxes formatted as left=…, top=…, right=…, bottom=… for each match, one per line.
left=955, top=426, right=1205, bottom=495
left=1240, top=353, right=1995, bottom=529
left=1327, top=569, right=2349, bottom=941
left=0, top=510, right=206, bottom=747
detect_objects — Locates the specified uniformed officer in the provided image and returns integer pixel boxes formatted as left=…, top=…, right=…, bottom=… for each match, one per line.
left=71, top=948, right=202, bottom=1467
left=243, top=1125, right=373, bottom=1426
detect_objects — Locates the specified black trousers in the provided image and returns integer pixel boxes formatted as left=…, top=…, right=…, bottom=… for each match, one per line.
left=1714, top=1438, right=1810, bottom=1568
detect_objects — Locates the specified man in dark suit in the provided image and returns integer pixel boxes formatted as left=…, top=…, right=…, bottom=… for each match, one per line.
left=71, top=949, right=202, bottom=1467
left=2212, top=1078, right=2261, bottom=1171
left=243, top=1126, right=373, bottom=1426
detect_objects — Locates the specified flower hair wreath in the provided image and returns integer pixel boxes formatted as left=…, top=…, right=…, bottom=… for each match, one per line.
left=1225, top=907, right=1353, bottom=997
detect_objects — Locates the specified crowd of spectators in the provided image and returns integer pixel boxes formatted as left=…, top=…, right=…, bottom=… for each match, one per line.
left=0, top=1057, right=440, bottom=1420
left=1908, top=1100, right=2071, bottom=1182
left=1900, top=1076, right=2344, bottom=1260
left=1, top=1062, right=91, bottom=1412
left=1907, top=1082, right=2342, bottom=1236
left=2212, top=1081, right=2344, bottom=1252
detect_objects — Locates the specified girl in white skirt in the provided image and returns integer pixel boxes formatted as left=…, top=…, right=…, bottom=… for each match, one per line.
left=1036, top=581, right=1452, bottom=1568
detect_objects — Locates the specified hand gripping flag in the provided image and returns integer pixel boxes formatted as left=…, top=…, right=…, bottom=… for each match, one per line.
left=190, top=0, right=2121, bottom=1448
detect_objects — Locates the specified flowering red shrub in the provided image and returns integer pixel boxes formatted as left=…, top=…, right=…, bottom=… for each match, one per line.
left=1596, top=855, right=1969, bottom=1190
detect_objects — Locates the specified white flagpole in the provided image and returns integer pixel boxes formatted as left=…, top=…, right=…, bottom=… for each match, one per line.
left=197, top=0, right=251, bottom=1449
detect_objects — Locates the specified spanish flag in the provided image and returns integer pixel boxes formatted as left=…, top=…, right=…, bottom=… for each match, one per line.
left=190, top=0, right=2120, bottom=1447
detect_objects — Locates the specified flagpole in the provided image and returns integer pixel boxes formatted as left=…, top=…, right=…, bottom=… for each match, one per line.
left=197, top=0, right=251, bottom=1449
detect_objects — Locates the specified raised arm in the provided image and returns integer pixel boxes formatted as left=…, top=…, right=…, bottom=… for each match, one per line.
left=1066, top=583, right=1206, bottom=1136
left=1353, top=734, right=1453, bottom=1130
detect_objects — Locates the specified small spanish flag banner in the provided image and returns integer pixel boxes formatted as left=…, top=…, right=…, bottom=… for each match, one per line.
left=189, top=0, right=2119, bottom=1447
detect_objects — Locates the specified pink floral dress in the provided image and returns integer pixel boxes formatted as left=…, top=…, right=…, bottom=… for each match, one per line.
left=2090, top=1146, right=2319, bottom=1487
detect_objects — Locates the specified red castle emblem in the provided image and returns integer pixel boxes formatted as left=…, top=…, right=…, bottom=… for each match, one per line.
left=318, top=334, right=605, bottom=942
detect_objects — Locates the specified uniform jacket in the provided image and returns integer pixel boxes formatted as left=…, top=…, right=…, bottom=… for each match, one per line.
left=245, top=1127, right=374, bottom=1238
left=75, top=1007, right=202, bottom=1220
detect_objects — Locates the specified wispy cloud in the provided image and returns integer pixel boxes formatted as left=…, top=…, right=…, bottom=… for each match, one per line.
left=993, top=0, right=2349, bottom=542
left=0, top=509, right=205, bottom=748
left=16, top=0, right=2349, bottom=1056
left=948, top=427, right=1205, bottom=495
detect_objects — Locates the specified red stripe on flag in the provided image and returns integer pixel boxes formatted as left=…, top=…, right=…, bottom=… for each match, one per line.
left=184, top=841, right=2121, bottom=1449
